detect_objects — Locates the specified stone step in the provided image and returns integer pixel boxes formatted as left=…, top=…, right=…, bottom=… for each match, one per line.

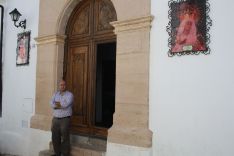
left=39, top=146, right=106, bottom=156
left=70, top=135, right=106, bottom=152
left=39, top=149, right=53, bottom=156
left=71, top=146, right=105, bottom=156
left=39, top=135, right=107, bottom=156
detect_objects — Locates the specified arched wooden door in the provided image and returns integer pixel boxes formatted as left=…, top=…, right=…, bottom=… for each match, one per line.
left=64, top=0, right=117, bottom=138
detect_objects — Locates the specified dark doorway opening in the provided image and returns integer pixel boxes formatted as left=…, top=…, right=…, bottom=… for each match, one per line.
left=95, top=42, right=116, bottom=128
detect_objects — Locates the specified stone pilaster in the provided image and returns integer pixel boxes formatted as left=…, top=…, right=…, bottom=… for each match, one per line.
left=30, top=34, right=66, bottom=131
left=107, top=16, right=154, bottom=148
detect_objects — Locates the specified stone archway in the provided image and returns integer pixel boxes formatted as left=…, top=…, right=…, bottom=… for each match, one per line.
left=30, top=0, right=153, bottom=155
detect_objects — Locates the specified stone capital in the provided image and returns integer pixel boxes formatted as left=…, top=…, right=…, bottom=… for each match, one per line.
left=35, top=34, right=66, bottom=45
left=111, top=15, right=154, bottom=34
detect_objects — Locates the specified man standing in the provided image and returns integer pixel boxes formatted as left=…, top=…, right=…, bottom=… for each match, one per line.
left=50, top=80, right=74, bottom=156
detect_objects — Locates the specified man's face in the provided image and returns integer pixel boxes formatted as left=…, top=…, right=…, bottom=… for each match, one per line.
left=59, top=81, right=66, bottom=92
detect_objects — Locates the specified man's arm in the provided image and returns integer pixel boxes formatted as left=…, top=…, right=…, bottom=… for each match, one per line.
left=60, top=92, right=74, bottom=108
left=50, top=92, right=61, bottom=109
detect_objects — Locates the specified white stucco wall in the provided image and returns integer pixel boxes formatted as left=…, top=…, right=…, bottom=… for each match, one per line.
left=1, top=0, right=234, bottom=156
left=0, top=0, right=50, bottom=156
left=150, top=0, right=234, bottom=156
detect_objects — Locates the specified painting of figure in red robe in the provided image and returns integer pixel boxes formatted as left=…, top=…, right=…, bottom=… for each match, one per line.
left=16, top=31, right=30, bottom=66
left=171, top=1, right=207, bottom=53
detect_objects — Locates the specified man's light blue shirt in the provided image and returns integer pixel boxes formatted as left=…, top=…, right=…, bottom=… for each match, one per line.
left=50, top=91, right=74, bottom=118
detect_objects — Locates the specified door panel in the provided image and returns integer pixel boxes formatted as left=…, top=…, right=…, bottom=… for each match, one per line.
left=67, top=46, right=88, bottom=128
left=94, top=0, right=117, bottom=34
left=65, top=0, right=117, bottom=138
left=70, top=2, right=91, bottom=37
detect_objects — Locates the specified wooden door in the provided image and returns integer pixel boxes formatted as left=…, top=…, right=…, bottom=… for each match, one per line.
left=64, top=0, right=117, bottom=138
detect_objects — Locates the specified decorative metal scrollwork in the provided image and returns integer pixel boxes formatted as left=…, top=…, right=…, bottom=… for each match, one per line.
left=166, top=0, right=212, bottom=57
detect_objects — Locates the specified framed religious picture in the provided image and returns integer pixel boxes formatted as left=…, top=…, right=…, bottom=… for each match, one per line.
left=16, top=31, right=30, bottom=66
left=166, top=0, right=212, bottom=56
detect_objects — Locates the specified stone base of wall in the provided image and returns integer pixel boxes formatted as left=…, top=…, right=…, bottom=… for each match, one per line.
left=30, top=114, right=52, bottom=131
left=106, top=142, right=152, bottom=156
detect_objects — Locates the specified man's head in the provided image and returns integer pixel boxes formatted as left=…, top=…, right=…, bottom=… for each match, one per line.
left=59, top=80, right=66, bottom=92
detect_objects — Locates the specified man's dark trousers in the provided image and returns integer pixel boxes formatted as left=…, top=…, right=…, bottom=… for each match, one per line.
left=52, top=117, right=71, bottom=156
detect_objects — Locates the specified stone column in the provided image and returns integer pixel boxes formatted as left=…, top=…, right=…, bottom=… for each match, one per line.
left=30, top=35, right=66, bottom=130
left=106, top=16, right=153, bottom=156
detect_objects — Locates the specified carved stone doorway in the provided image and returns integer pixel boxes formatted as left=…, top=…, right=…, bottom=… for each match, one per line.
left=64, top=0, right=117, bottom=138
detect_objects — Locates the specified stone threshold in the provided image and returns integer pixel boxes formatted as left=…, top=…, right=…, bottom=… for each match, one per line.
left=70, top=135, right=107, bottom=152
left=40, top=135, right=107, bottom=156
left=39, top=146, right=106, bottom=156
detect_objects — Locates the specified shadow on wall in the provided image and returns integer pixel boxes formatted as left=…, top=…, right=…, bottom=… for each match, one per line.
left=0, top=131, right=25, bottom=156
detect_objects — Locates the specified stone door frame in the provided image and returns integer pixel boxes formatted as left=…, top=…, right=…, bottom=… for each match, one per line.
left=31, top=0, right=153, bottom=149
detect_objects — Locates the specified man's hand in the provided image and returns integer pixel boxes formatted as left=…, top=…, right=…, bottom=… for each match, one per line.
left=55, top=101, right=61, bottom=109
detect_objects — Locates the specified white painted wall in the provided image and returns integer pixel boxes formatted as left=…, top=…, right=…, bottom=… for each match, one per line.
left=150, top=0, right=234, bottom=156
left=2, top=0, right=234, bottom=155
left=0, top=0, right=50, bottom=156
